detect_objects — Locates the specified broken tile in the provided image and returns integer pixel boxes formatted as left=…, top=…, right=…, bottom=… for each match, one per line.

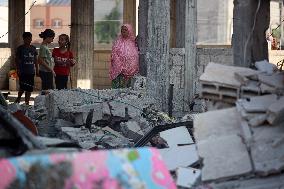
left=160, top=126, right=194, bottom=147
left=176, top=167, right=201, bottom=188
left=159, top=145, right=199, bottom=171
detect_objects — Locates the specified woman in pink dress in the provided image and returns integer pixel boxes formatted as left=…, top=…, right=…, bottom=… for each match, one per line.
left=109, top=24, right=139, bottom=88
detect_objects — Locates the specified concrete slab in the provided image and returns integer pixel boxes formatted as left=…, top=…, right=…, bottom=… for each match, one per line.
left=200, top=62, right=256, bottom=87
left=160, top=126, right=194, bottom=147
left=251, top=124, right=284, bottom=175
left=159, top=145, right=199, bottom=171
left=176, top=167, right=201, bottom=188
left=258, top=73, right=284, bottom=89
left=194, top=108, right=242, bottom=141
left=234, top=69, right=260, bottom=85
left=210, top=174, right=284, bottom=189
left=237, top=94, right=278, bottom=113
left=197, top=135, right=252, bottom=182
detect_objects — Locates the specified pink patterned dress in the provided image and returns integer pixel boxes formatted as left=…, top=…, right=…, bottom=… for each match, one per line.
left=109, top=24, right=139, bottom=88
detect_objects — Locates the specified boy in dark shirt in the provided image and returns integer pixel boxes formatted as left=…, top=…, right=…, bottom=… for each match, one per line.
left=15, top=32, right=38, bottom=105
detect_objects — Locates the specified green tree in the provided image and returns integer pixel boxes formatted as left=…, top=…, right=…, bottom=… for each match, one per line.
left=95, top=4, right=121, bottom=44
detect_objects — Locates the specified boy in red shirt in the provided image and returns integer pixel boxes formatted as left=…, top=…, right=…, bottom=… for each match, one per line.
left=52, top=34, right=75, bottom=90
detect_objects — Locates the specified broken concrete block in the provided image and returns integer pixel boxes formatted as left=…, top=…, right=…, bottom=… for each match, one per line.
left=240, top=80, right=261, bottom=98
left=258, top=72, right=284, bottom=90
left=159, top=145, right=199, bottom=171
left=236, top=94, right=278, bottom=113
left=267, top=96, right=284, bottom=125
left=197, top=135, right=252, bottom=182
left=194, top=108, right=242, bottom=141
left=120, top=121, right=144, bottom=142
left=250, top=124, right=284, bottom=175
left=234, top=70, right=260, bottom=85
left=248, top=114, right=268, bottom=127
left=255, top=60, right=277, bottom=74
left=200, top=62, right=256, bottom=88
left=54, top=119, right=75, bottom=128
left=210, top=173, right=284, bottom=189
left=240, top=120, right=253, bottom=147
left=259, top=83, right=278, bottom=94
left=176, top=167, right=201, bottom=188
left=160, top=126, right=193, bottom=147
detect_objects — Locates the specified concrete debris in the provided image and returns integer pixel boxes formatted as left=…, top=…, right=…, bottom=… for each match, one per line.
left=120, top=121, right=144, bottom=142
left=159, top=145, right=199, bottom=171
left=194, top=62, right=284, bottom=187
left=159, top=126, right=194, bottom=147
left=267, top=96, right=284, bottom=125
left=199, top=62, right=284, bottom=104
left=258, top=72, right=284, bottom=90
left=255, top=60, right=277, bottom=74
left=176, top=167, right=201, bottom=188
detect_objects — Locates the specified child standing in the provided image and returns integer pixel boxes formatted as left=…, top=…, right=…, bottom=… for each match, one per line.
left=38, top=29, right=55, bottom=92
left=15, top=32, right=38, bottom=105
left=52, top=34, right=75, bottom=90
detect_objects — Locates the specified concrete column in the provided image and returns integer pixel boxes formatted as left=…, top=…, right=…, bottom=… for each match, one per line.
left=70, top=0, right=94, bottom=89
left=145, top=0, right=170, bottom=112
left=233, top=0, right=269, bottom=67
left=252, top=0, right=270, bottom=62
left=123, top=0, right=136, bottom=34
left=176, top=0, right=197, bottom=110
left=9, top=0, right=25, bottom=69
left=138, top=0, right=148, bottom=76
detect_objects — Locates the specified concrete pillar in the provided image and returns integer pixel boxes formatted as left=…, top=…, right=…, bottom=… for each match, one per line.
left=9, top=0, right=25, bottom=69
left=138, top=0, right=148, bottom=76
left=123, top=0, right=136, bottom=34
left=233, top=0, right=269, bottom=67
left=70, top=0, right=94, bottom=89
left=176, top=0, right=197, bottom=110
left=145, top=0, right=170, bottom=112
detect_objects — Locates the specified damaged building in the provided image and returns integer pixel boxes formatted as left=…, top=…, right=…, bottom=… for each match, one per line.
left=0, top=0, right=284, bottom=188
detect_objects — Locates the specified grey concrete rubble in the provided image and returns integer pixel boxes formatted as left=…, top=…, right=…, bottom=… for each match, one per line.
left=194, top=62, right=284, bottom=188
left=31, top=88, right=181, bottom=150
left=199, top=62, right=284, bottom=104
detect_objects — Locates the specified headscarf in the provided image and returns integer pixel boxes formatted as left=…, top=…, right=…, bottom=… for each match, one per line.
left=109, top=24, right=139, bottom=80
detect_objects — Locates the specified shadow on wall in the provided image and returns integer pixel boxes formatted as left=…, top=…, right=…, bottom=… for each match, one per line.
left=0, top=48, right=11, bottom=90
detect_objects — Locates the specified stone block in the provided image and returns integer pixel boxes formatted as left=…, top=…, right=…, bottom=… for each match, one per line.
left=197, top=135, right=252, bottom=182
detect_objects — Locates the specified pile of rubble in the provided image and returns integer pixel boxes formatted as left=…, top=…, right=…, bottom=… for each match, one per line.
left=200, top=62, right=283, bottom=106
left=193, top=62, right=284, bottom=188
left=29, top=88, right=169, bottom=149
